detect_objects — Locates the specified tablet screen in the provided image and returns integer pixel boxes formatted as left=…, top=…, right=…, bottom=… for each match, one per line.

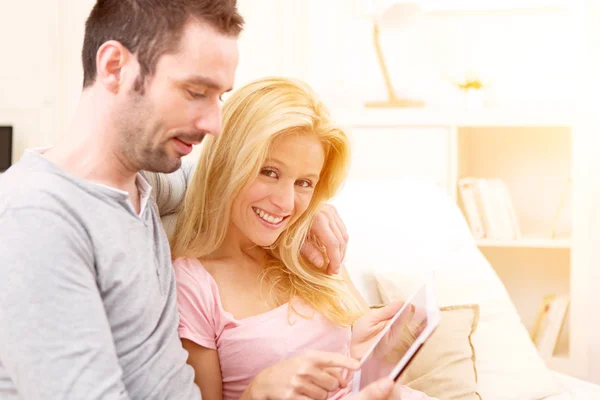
left=352, top=282, right=438, bottom=392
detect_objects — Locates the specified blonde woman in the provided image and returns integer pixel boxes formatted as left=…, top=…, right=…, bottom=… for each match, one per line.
left=170, top=78, right=437, bottom=400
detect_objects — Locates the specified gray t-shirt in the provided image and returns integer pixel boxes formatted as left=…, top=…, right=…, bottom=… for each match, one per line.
left=0, top=151, right=200, bottom=399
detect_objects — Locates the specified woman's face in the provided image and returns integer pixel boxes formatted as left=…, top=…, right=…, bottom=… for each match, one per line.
left=231, top=133, right=325, bottom=247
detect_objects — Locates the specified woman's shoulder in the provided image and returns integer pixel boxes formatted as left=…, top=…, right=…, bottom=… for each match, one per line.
left=173, top=257, right=212, bottom=284
left=173, top=256, right=204, bottom=269
left=173, top=257, right=224, bottom=313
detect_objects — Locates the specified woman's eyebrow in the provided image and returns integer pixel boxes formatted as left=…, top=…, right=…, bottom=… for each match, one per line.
left=265, top=158, right=320, bottom=180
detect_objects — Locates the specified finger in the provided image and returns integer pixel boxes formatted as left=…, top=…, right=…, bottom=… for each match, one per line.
left=371, top=301, right=404, bottom=323
left=297, top=381, right=329, bottom=400
left=306, top=350, right=361, bottom=370
left=304, top=367, right=343, bottom=392
left=301, top=240, right=325, bottom=269
left=354, top=378, right=394, bottom=400
left=327, top=218, right=345, bottom=275
left=307, top=212, right=337, bottom=270
left=331, top=206, right=349, bottom=261
left=314, top=219, right=342, bottom=275
left=323, top=367, right=348, bottom=389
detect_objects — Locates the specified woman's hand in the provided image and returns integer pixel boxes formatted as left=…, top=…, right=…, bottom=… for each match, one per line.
left=350, top=379, right=440, bottom=400
left=349, top=378, right=394, bottom=399
left=350, top=302, right=404, bottom=360
left=242, top=350, right=360, bottom=400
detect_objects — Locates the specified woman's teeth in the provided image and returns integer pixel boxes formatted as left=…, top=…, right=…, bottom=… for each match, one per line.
left=253, top=207, right=284, bottom=224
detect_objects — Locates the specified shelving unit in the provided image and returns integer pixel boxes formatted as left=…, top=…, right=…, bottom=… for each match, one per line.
left=337, top=107, right=592, bottom=380
left=475, top=236, right=571, bottom=249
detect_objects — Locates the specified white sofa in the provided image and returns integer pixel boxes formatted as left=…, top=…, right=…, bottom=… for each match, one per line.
left=149, top=166, right=600, bottom=400
left=331, top=178, right=600, bottom=400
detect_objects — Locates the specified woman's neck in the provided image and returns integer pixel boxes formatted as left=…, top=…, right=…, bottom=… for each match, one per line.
left=201, top=224, right=286, bottom=310
left=205, top=223, right=267, bottom=265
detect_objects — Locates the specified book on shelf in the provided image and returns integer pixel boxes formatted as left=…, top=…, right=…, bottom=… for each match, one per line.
left=531, top=294, right=570, bottom=361
left=458, top=177, right=522, bottom=240
left=457, top=178, right=485, bottom=239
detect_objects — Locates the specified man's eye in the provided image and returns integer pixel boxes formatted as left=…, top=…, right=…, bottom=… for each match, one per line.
left=188, top=90, right=205, bottom=99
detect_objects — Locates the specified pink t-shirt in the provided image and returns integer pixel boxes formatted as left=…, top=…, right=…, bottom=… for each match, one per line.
left=174, top=257, right=353, bottom=400
left=174, top=257, right=438, bottom=400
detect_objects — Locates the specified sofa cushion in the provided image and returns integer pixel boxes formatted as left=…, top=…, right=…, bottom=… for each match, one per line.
left=397, top=304, right=481, bottom=400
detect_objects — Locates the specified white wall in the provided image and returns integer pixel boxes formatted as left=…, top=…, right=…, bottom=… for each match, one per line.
left=305, top=0, right=584, bottom=111
left=58, top=0, right=97, bottom=138
left=0, top=0, right=61, bottom=159
left=579, top=0, right=600, bottom=383
left=2, top=0, right=592, bottom=161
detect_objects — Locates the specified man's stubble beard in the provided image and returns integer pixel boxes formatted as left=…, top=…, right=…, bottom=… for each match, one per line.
left=116, top=90, right=182, bottom=174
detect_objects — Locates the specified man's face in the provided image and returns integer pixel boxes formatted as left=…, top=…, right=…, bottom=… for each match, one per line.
left=115, top=21, right=239, bottom=173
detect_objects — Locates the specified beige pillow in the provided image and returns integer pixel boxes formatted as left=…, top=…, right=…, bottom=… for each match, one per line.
left=397, top=305, right=482, bottom=400
left=375, top=269, right=563, bottom=400
left=376, top=299, right=482, bottom=400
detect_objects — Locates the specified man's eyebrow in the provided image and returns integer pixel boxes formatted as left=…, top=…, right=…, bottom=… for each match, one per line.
left=184, top=75, right=232, bottom=92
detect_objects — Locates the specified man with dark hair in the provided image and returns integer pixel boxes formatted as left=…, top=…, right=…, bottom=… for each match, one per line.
left=0, top=1, right=395, bottom=399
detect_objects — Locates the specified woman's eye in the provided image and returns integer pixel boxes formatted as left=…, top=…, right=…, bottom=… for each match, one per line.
left=260, top=168, right=278, bottom=178
left=296, top=180, right=313, bottom=188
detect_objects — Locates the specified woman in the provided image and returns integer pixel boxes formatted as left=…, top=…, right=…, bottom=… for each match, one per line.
left=170, top=77, right=435, bottom=400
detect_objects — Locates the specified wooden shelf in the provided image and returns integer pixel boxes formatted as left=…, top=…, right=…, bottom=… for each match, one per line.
left=476, top=236, right=571, bottom=249
left=336, top=108, right=574, bottom=128
left=338, top=107, right=594, bottom=379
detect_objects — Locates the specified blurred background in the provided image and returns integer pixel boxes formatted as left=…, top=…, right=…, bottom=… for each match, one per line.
left=1, top=0, right=599, bottom=155
left=1, top=0, right=600, bottom=385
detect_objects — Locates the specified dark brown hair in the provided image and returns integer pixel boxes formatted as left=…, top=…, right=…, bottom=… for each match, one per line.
left=81, top=0, right=244, bottom=89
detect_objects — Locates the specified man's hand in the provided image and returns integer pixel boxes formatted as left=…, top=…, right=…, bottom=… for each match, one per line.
left=242, top=350, right=360, bottom=400
left=302, top=204, right=348, bottom=275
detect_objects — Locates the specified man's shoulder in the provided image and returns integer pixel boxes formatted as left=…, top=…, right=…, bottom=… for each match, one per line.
left=0, top=161, right=86, bottom=218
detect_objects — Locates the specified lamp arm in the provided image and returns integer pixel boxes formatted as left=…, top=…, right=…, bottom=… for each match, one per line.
left=372, top=22, right=399, bottom=102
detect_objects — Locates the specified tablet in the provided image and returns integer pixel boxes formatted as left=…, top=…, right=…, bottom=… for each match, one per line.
left=352, top=278, right=440, bottom=392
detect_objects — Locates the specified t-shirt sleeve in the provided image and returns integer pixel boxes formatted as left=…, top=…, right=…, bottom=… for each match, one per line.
left=174, top=258, right=221, bottom=350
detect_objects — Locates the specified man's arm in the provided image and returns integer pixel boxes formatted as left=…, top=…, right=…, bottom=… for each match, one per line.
left=142, top=161, right=195, bottom=217
left=0, top=207, right=130, bottom=399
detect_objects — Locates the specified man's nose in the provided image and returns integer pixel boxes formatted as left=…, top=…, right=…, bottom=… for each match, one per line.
left=195, top=102, right=222, bottom=137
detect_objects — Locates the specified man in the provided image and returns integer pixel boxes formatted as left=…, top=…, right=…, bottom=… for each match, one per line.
left=0, top=1, right=396, bottom=399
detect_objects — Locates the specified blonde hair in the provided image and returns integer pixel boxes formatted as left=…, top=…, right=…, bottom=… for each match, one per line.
left=170, top=77, right=362, bottom=326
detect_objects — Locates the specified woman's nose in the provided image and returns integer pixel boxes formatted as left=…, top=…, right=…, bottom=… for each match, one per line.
left=270, top=182, right=295, bottom=213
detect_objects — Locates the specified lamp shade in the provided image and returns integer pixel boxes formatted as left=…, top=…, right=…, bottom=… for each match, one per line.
left=365, top=0, right=422, bottom=28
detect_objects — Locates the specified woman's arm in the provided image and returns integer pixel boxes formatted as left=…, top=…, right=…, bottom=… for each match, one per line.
left=181, top=339, right=223, bottom=400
